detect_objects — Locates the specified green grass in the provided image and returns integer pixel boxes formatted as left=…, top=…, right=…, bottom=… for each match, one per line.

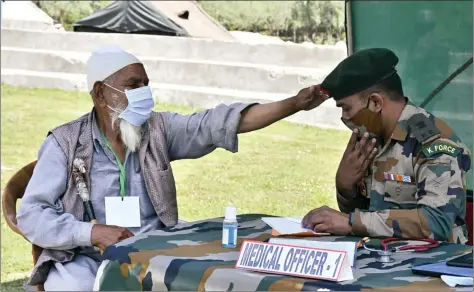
left=0, top=85, right=350, bottom=290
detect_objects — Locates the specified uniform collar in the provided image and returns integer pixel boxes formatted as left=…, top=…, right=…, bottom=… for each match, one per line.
left=390, top=98, right=419, bottom=142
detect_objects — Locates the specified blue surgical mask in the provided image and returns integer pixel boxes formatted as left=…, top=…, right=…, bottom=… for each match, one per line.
left=104, top=83, right=155, bottom=126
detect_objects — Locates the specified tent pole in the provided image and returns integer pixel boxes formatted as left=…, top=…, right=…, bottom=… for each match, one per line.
left=345, top=0, right=354, bottom=56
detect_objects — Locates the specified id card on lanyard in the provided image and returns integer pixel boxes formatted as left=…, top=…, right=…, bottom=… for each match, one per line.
left=101, top=131, right=141, bottom=228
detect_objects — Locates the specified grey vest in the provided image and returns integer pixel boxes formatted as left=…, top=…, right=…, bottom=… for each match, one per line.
left=27, top=110, right=178, bottom=286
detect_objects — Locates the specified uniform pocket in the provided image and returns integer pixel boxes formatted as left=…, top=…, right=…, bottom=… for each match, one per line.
left=384, top=180, right=418, bottom=204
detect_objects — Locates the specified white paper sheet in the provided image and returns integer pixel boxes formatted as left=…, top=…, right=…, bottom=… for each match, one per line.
left=262, top=217, right=329, bottom=235
left=441, top=275, right=473, bottom=287
left=286, top=217, right=306, bottom=224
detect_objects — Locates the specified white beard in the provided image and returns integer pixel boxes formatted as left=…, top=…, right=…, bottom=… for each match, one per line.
left=110, top=111, right=142, bottom=152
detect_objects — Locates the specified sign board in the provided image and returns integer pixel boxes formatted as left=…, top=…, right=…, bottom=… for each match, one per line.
left=235, top=240, right=353, bottom=282
left=269, top=237, right=358, bottom=268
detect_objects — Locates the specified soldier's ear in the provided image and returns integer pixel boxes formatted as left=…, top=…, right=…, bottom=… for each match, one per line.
left=369, top=93, right=384, bottom=113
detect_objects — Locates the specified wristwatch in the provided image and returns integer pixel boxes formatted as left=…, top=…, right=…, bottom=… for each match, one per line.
left=348, top=212, right=355, bottom=226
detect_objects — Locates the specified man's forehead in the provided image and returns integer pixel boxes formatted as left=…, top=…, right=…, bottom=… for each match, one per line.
left=336, top=94, right=360, bottom=107
left=119, top=63, right=146, bottom=74
left=114, top=63, right=147, bottom=81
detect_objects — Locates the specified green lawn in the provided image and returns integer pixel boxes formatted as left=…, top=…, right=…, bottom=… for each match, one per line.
left=0, top=85, right=350, bottom=290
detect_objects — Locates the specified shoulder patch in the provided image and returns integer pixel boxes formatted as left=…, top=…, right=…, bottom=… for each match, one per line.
left=407, top=114, right=440, bottom=144
left=422, top=143, right=461, bottom=158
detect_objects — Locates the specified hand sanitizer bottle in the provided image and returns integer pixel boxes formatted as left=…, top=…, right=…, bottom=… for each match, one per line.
left=222, top=206, right=238, bottom=248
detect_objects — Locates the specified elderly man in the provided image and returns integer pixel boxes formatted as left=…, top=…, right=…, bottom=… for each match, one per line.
left=302, top=48, right=471, bottom=243
left=16, top=45, right=326, bottom=290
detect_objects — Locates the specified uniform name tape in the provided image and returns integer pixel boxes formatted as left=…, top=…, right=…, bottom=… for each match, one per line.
left=423, top=143, right=461, bottom=158
left=235, top=240, right=353, bottom=282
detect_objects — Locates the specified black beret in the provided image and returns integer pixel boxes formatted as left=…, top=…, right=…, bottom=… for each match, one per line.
left=321, top=48, right=399, bottom=100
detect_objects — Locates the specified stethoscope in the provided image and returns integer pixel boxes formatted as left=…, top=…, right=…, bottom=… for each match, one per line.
left=360, top=237, right=440, bottom=263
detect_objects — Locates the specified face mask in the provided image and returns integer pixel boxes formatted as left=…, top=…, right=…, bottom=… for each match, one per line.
left=104, top=84, right=155, bottom=127
left=341, top=99, right=383, bottom=140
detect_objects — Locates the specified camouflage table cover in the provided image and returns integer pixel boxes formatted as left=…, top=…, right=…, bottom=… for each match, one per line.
left=93, top=214, right=472, bottom=291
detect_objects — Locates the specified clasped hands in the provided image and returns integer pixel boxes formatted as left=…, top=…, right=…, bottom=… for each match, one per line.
left=302, top=128, right=377, bottom=235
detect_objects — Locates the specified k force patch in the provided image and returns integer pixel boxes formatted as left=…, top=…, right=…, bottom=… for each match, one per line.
left=422, top=143, right=461, bottom=157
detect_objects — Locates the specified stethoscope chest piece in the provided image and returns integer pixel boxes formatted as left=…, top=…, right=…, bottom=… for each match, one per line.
left=361, top=238, right=395, bottom=263
left=376, top=250, right=395, bottom=263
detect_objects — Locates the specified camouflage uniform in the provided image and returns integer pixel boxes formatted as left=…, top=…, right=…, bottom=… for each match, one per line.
left=339, top=101, right=472, bottom=244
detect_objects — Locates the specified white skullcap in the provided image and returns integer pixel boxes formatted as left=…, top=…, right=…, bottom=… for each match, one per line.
left=86, top=44, right=142, bottom=92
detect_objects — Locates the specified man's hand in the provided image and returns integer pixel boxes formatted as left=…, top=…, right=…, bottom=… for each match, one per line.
left=302, top=206, right=352, bottom=235
left=336, top=129, right=378, bottom=192
left=91, top=224, right=134, bottom=250
left=294, top=85, right=328, bottom=111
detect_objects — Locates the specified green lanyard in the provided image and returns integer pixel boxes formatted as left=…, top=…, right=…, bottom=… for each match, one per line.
left=100, top=131, right=126, bottom=200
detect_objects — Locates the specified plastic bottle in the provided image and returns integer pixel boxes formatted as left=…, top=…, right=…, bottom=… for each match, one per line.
left=222, top=206, right=238, bottom=248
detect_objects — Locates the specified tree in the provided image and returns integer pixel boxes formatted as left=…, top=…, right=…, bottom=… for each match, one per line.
left=198, top=0, right=345, bottom=45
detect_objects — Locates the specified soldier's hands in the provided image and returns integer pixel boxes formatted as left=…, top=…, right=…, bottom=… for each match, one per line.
left=294, top=84, right=328, bottom=111
left=91, top=224, right=134, bottom=250
left=302, top=206, right=352, bottom=235
left=336, top=129, right=378, bottom=191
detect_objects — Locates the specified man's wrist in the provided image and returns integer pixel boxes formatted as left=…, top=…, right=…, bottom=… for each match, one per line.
left=336, top=178, right=357, bottom=195
left=337, top=186, right=358, bottom=200
left=349, top=210, right=371, bottom=237
left=288, top=95, right=302, bottom=113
